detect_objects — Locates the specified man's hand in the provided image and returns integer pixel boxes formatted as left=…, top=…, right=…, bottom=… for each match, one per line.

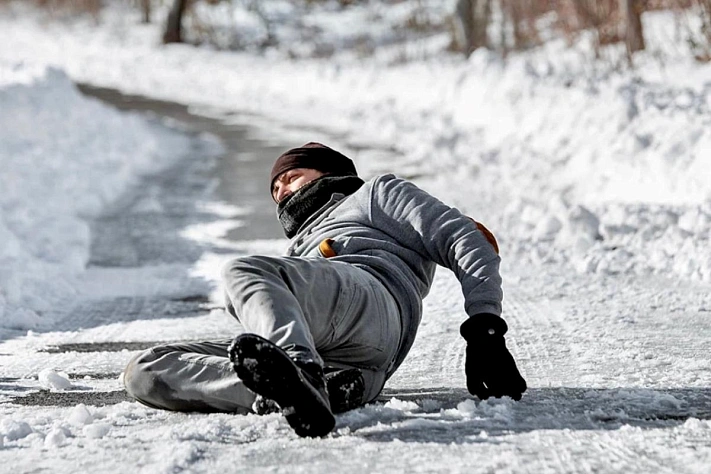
left=460, top=314, right=527, bottom=401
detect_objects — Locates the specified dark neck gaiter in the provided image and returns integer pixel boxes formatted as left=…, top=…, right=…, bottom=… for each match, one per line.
left=277, top=175, right=364, bottom=238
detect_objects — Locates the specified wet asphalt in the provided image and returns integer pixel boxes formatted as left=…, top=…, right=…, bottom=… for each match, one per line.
left=5, top=85, right=292, bottom=407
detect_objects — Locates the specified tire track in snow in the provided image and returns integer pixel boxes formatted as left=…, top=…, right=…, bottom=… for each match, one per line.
left=590, top=431, right=678, bottom=474
left=501, top=286, right=585, bottom=473
left=503, top=286, right=574, bottom=390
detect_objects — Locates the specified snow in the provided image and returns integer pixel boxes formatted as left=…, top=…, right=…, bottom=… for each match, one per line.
left=0, top=62, right=193, bottom=333
left=0, top=1, right=709, bottom=472
left=37, top=369, right=73, bottom=391
left=43, top=427, right=67, bottom=447
left=82, top=422, right=111, bottom=439
left=0, top=419, right=33, bottom=441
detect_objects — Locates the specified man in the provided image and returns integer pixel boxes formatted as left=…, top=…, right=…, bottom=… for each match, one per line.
left=123, top=142, right=527, bottom=438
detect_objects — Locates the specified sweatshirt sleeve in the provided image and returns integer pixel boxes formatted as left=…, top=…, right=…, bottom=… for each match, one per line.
left=369, top=175, right=503, bottom=317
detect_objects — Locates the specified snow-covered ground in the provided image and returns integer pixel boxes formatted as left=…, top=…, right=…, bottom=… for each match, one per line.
left=0, top=2, right=710, bottom=472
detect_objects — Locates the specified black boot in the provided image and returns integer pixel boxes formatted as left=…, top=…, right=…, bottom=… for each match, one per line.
left=228, top=334, right=335, bottom=438
left=324, top=367, right=365, bottom=414
left=250, top=367, right=365, bottom=415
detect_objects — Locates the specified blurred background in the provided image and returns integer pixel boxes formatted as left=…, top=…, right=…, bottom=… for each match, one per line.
left=4, top=0, right=711, bottom=61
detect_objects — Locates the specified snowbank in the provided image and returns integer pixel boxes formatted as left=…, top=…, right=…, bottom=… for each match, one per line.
left=0, top=62, right=191, bottom=331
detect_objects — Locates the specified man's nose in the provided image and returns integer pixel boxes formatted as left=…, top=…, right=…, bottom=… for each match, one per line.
left=276, top=187, right=291, bottom=203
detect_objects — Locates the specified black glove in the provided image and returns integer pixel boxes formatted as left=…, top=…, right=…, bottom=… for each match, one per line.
left=460, top=313, right=527, bottom=401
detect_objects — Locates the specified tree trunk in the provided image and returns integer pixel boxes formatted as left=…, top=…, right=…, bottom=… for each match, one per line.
left=141, top=0, right=151, bottom=24
left=455, top=0, right=492, bottom=56
left=163, top=0, right=189, bottom=44
left=624, top=0, right=646, bottom=54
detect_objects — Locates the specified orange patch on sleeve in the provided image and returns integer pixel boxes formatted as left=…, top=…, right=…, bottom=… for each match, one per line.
left=471, top=219, right=500, bottom=254
left=319, top=238, right=337, bottom=258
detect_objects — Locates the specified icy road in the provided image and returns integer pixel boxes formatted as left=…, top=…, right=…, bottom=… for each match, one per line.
left=1, top=88, right=710, bottom=474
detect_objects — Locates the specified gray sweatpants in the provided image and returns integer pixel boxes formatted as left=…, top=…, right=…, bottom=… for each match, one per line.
left=123, top=256, right=402, bottom=413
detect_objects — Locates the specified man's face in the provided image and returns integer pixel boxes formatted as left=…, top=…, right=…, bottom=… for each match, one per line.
left=272, top=168, right=324, bottom=203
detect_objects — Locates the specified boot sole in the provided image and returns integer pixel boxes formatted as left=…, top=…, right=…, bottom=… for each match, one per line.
left=229, top=334, right=335, bottom=438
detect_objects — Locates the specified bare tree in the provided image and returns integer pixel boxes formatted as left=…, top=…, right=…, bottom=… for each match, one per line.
left=454, top=0, right=492, bottom=56
left=624, top=0, right=646, bottom=54
left=141, top=0, right=151, bottom=24
left=163, top=0, right=189, bottom=43
left=33, top=0, right=101, bottom=17
left=698, top=0, right=711, bottom=58
left=564, top=0, right=622, bottom=57
left=500, top=0, right=545, bottom=51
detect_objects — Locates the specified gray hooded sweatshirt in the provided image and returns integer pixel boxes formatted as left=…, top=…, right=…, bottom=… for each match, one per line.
left=285, top=174, right=503, bottom=374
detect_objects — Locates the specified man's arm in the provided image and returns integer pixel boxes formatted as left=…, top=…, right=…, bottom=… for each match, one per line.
left=370, top=174, right=526, bottom=400
left=369, top=174, right=502, bottom=316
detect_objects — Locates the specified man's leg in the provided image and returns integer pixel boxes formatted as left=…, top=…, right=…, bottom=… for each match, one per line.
left=222, top=255, right=402, bottom=405
left=123, top=339, right=254, bottom=413
left=123, top=338, right=369, bottom=414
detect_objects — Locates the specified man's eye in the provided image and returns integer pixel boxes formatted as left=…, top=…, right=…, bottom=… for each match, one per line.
left=288, top=174, right=298, bottom=183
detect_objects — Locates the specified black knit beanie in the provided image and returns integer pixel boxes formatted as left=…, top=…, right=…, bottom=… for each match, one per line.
left=269, top=142, right=358, bottom=194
